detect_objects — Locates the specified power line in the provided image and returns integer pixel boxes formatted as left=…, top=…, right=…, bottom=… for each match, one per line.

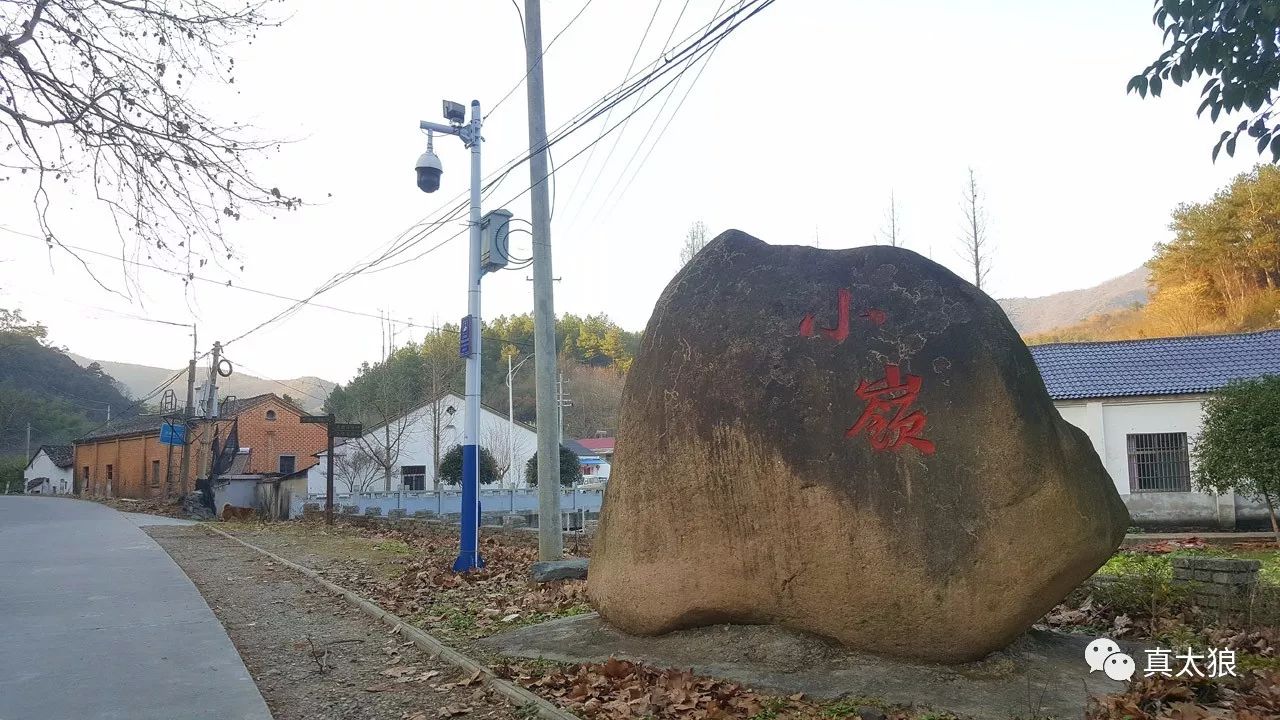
left=20, top=236, right=535, bottom=352
left=218, top=354, right=331, bottom=406
left=558, top=0, right=667, bottom=220
left=23, top=1, right=778, bottom=355
left=73, top=364, right=191, bottom=440
left=266, top=0, right=771, bottom=301
left=360, top=0, right=774, bottom=276
left=488, top=0, right=598, bottom=119
left=569, top=0, right=685, bottom=228
left=599, top=1, right=735, bottom=219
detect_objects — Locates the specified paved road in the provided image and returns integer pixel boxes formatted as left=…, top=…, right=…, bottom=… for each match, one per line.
left=0, top=496, right=272, bottom=720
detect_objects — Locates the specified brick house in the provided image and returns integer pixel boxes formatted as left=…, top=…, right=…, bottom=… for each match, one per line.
left=74, top=393, right=326, bottom=499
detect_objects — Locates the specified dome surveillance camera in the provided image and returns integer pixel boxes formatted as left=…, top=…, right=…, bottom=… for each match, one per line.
left=415, top=149, right=443, bottom=193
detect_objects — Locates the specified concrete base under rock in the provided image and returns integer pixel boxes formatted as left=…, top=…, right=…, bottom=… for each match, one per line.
left=482, top=613, right=1129, bottom=720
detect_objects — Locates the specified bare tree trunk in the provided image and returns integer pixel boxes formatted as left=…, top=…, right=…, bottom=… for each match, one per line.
left=432, top=407, right=442, bottom=492
left=959, top=168, right=991, bottom=291
left=1264, top=491, right=1280, bottom=547
left=879, top=191, right=902, bottom=247
left=383, top=425, right=392, bottom=491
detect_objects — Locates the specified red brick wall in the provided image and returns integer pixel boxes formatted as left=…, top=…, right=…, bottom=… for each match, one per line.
left=209, top=396, right=327, bottom=475
left=74, top=396, right=327, bottom=499
left=74, top=433, right=178, bottom=499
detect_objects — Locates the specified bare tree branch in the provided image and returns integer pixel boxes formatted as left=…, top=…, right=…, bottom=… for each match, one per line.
left=0, top=0, right=299, bottom=288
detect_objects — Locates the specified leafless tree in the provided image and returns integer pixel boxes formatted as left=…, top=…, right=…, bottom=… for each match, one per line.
left=353, top=412, right=412, bottom=493
left=0, top=0, right=299, bottom=289
left=562, top=363, right=623, bottom=439
left=350, top=357, right=418, bottom=492
left=333, top=445, right=380, bottom=494
left=679, top=220, right=708, bottom=266
left=879, top=191, right=902, bottom=247
left=958, top=167, right=992, bottom=291
left=485, top=421, right=530, bottom=487
left=420, top=329, right=461, bottom=490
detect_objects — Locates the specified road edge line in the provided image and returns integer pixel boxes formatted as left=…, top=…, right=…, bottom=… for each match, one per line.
left=202, top=525, right=579, bottom=720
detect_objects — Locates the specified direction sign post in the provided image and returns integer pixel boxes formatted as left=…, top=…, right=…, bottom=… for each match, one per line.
left=332, top=423, right=363, bottom=439
left=301, top=414, right=360, bottom=526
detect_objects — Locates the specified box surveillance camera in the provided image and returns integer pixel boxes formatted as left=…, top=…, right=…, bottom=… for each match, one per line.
left=443, top=100, right=467, bottom=125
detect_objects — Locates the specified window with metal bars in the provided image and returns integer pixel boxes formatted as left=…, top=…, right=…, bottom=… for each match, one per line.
left=401, top=465, right=426, bottom=491
left=1126, top=432, right=1192, bottom=492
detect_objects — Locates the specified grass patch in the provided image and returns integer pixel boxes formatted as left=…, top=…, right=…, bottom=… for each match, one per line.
left=1093, top=553, right=1190, bottom=619
left=1099, top=546, right=1280, bottom=586
left=373, top=539, right=412, bottom=555
left=820, top=696, right=891, bottom=716
left=747, top=697, right=789, bottom=720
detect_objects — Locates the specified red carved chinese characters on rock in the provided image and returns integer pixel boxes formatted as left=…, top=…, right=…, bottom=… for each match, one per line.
left=799, top=291, right=933, bottom=454
left=845, top=363, right=936, bottom=455
left=799, top=289, right=886, bottom=343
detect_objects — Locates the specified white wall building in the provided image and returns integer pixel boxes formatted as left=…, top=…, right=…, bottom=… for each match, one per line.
left=1031, top=330, right=1280, bottom=530
left=23, top=445, right=75, bottom=494
left=307, top=392, right=538, bottom=495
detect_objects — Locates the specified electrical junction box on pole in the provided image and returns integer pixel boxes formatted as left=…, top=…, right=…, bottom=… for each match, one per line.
left=480, top=209, right=513, bottom=273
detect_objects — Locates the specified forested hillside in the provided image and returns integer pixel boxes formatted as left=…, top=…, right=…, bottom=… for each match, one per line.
left=0, top=309, right=134, bottom=488
left=324, top=313, right=639, bottom=441
left=1028, top=165, right=1280, bottom=344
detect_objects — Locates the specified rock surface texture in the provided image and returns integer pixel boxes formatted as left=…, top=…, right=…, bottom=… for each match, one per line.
left=587, top=230, right=1129, bottom=663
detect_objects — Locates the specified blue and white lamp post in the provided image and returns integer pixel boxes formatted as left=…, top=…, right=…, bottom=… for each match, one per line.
left=417, top=100, right=486, bottom=572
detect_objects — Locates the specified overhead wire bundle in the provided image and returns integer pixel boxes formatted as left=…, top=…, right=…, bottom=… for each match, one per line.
left=218, top=0, right=779, bottom=350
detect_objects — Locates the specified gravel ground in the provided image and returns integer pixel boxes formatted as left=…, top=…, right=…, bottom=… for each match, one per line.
left=147, top=526, right=524, bottom=720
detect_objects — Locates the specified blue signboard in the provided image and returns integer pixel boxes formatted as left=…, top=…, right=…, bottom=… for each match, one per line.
left=159, top=422, right=187, bottom=446
left=459, top=315, right=473, bottom=358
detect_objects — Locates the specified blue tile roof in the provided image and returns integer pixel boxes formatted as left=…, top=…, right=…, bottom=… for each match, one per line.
left=1029, top=329, right=1280, bottom=400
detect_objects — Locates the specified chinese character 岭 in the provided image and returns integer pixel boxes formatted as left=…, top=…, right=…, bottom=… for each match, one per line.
left=846, top=363, right=936, bottom=455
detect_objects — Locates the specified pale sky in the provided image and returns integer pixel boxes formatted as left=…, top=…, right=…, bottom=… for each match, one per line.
left=0, top=0, right=1262, bottom=390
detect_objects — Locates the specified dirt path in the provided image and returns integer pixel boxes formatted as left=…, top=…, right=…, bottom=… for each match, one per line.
left=147, top=526, right=523, bottom=720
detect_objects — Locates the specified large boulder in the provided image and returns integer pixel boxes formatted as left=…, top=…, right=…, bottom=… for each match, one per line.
left=587, top=230, right=1128, bottom=663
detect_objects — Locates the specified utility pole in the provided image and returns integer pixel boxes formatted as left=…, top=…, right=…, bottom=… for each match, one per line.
left=106, top=405, right=111, bottom=421
left=509, top=355, right=516, bottom=488
left=177, top=325, right=197, bottom=497
left=524, top=0, right=563, bottom=561
left=200, top=341, right=225, bottom=485
left=25, top=422, right=30, bottom=460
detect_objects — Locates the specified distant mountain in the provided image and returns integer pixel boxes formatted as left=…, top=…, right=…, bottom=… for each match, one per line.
left=68, top=354, right=335, bottom=412
left=998, top=267, right=1151, bottom=336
